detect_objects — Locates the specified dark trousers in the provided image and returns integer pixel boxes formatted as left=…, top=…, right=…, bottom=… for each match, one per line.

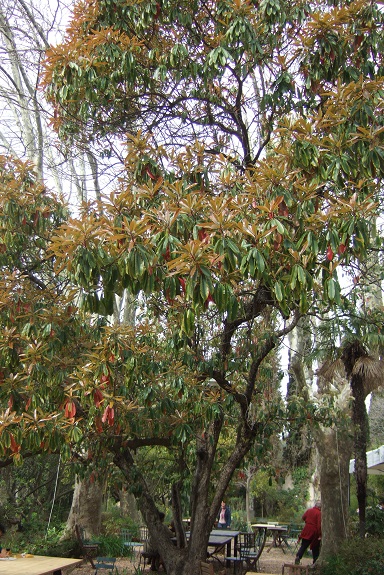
left=296, top=538, right=320, bottom=563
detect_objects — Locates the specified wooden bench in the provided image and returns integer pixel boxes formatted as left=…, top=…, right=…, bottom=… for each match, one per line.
left=282, top=563, right=310, bottom=575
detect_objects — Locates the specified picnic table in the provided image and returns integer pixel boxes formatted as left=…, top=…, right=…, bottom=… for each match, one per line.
left=251, top=523, right=289, bottom=553
left=0, top=555, right=83, bottom=575
left=185, top=529, right=240, bottom=567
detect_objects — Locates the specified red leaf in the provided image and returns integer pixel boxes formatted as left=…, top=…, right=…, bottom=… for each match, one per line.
left=101, top=406, right=109, bottom=423
left=179, top=277, right=186, bottom=293
left=10, top=434, right=20, bottom=453
left=145, top=166, right=157, bottom=180
left=93, top=389, right=104, bottom=408
left=65, top=400, right=76, bottom=418
left=108, top=407, right=115, bottom=426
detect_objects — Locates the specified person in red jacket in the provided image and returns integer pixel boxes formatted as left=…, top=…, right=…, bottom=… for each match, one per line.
left=295, top=500, right=321, bottom=565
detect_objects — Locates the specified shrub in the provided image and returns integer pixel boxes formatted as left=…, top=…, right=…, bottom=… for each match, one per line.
left=102, top=510, right=140, bottom=538
left=365, top=507, right=384, bottom=537
left=97, top=534, right=133, bottom=557
left=319, top=537, right=384, bottom=575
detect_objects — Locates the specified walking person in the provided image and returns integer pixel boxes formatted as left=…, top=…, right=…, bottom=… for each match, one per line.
left=295, top=500, right=321, bottom=564
left=217, top=501, right=231, bottom=528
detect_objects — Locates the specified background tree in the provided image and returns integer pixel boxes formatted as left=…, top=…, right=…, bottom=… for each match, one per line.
left=0, top=0, right=135, bottom=536
left=0, top=153, right=111, bottom=535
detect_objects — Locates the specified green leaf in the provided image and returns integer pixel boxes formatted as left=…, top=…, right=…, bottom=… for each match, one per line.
left=274, top=281, right=283, bottom=302
left=199, top=277, right=210, bottom=301
left=297, top=265, right=306, bottom=286
left=326, top=278, right=335, bottom=300
left=181, top=308, right=195, bottom=336
left=290, top=265, right=298, bottom=290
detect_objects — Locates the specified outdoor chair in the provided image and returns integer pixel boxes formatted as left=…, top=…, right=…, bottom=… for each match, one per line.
left=121, top=528, right=142, bottom=558
left=285, top=523, right=302, bottom=554
left=75, top=524, right=100, bottom=569
left=225, top=551, right=243, bottom=574
left=139, top=526, right=149, bottom=542
left=94, top=556, right=116, bottom=574
left=226, top=531, right=262, bottom=575
left=241, top=531, right=264, bottom=573
left=139, top=546, right=160, bottom=570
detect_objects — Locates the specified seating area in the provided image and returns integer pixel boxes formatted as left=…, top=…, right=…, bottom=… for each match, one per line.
left=94, top=556, right=117, bottom=574
left=281, top=523, right=302, bottom=552
left=75, top=524, right=100, bottom=569
left=225, top=530, right=267, bottom=575
left=74, top=522, right=308, bottom=575
left=121, top=528, right=142, bottom=557
left=120, top=526, right=152, bottom=567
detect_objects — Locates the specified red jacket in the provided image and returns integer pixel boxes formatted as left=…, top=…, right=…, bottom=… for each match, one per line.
left=299, top=506, right=321, bottom=548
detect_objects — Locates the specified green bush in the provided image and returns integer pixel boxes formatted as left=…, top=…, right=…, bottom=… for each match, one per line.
left=102, top=510, right=140, bottom=538
left=37, top=538, right=77, bottom=558
left=97, top=534, right=133, bottom=557
left=230, top=510, right=248, bottom=531
left=365, top=507, right=384, bottom=537
left=3, top=524, right=75, bottom=557
left=319, top=537, right=384, bottom=575
left=3, top=522, right=133, bottom=559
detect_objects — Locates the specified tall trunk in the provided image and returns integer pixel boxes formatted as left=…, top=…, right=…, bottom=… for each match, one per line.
left=119, top=488, right=141, bottom=524
left=351, top=372, right=368, bottom=537
left=316, top=426, right=353, bottom=558
left=246, top=472, right=252, bottom=526
left=341, top=340, right=369, bottom=538
left=65, top=476, right=104, bottom=537
left=285, top=321, right=312, bottom=467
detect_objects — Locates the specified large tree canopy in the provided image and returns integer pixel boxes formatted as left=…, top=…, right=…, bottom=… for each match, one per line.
left=0, top=1, right=383, bottom=574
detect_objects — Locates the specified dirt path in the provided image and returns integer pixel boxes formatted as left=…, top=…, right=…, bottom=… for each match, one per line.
left=71, top=545, right=312, bottom=574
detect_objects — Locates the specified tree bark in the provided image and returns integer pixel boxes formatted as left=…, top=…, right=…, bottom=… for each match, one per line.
left=341, top=340, right=370, bottom=538
left=65, top=476, right=104, bottom=537
left=112, top=419, right=257, bottom=575
left=119, top=488, right=141, bottom=524
left=316, top=426, right=353, bottom=558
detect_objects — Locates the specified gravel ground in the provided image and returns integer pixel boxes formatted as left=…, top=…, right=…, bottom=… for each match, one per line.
left=69, top=545, right=312, bottom=574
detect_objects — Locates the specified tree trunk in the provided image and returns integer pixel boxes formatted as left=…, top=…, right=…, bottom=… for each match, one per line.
left=65, top=476, right=104, bottom=537
left=368, top=390, right=384, bottom=446
left=246, top=472, right=252, bottom=526
left=316, top=427, right=353, bottom=559
left=112, top=420, right=256, bottom=575
left=351, top=372, right=368, bottom=537
left=119, top=488, right=141, bottom=524
left=341, top=340, right=370, bottom=538
left=285, top=321, right=313, bottom=467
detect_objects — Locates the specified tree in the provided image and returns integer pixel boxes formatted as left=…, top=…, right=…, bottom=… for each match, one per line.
left=0, top=0, right=120, bottom=201
left=0, top=2, right=383, bottom=574
left=0, top=0, right=131, bottom=535
left=0, top=154, right=109, bottom=535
